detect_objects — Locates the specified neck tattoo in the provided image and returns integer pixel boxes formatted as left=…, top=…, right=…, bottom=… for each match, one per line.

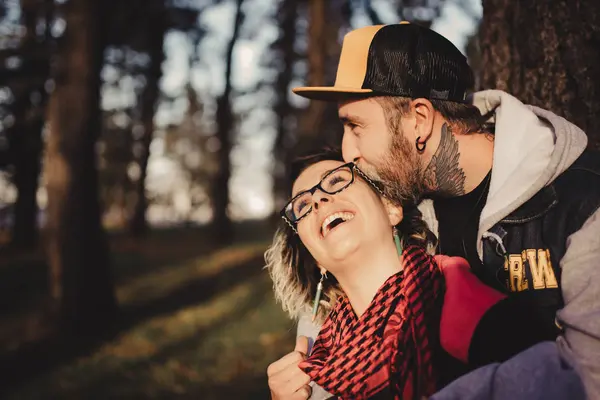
left=424, top=123, right=466, bottom=197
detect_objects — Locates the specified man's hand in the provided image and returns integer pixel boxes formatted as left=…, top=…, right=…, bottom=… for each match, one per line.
left=267, top=335, right=312, bottom=399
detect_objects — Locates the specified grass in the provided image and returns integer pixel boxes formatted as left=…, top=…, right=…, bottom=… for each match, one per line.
left=0, top=221, right=297, bottom=399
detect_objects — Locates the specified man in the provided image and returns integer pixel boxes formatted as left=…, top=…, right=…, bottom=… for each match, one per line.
left=268, top=23, right=600, bottom=399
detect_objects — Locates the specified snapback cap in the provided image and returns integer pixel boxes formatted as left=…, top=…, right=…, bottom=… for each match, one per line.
left=293, top=22, right=474, bottom=103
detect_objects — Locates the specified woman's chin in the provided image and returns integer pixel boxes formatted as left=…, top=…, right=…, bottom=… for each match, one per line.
left=324, top=232, right=362, bottom=264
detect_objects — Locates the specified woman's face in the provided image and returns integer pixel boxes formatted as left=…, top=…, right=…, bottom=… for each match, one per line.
left=291, top=160, right=401, bottom=271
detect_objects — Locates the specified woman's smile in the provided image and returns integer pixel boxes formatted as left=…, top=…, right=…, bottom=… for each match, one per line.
left=320, top=210, right=356, bottom=238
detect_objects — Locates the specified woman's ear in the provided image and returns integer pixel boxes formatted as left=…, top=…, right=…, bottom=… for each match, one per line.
left=317, top=264, right=327, bottom=275
left=383, top=198, right=404, bottom=226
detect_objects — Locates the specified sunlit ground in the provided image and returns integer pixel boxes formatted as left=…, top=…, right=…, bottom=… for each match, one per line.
left=0, top=222, right=295, bottom=399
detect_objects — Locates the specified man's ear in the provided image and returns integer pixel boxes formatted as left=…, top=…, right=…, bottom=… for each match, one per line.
left=383, top=198, right=404, bottom=226
left=411, top=98, right=435, bottom=142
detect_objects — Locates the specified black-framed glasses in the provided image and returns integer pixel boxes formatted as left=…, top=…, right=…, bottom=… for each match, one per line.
left=280, top=162, right=382, bottom=228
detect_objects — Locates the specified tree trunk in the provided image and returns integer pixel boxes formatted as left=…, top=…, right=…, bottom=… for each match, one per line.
left=212, top=0, right=244, bottom=244
left=10, top=0, right=52, bottom=249
left=296, top=0, right=327, bottom=152
left=271, top=0, right=299, bottom=218
left=479, top=0, right=600, bottom=150
left=296, top=0, right=349, bottom=153
left=43, top=0, right=116, bottom=332
left=11, top=109, right=44, bottom=249
left=129, top=0, right=166, bottom=236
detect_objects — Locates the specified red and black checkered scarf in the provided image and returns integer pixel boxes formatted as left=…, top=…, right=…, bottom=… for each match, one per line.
left=299, top=245, right=444, bottom=400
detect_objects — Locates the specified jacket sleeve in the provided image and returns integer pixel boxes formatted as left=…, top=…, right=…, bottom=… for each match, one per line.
left=439, top=257, right=561, bottom=367
left=556, top=208, right=600, bottom=399
left=467, top=291, right=560, bottom=367
left=297, top=314, right=332, bottom=400
left=430, top=342, right=585, bottom=400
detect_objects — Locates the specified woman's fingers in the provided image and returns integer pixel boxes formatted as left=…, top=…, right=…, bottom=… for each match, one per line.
left=267, top=340, right=311, bottom=400
left=291, top=385, right=312, bottom=400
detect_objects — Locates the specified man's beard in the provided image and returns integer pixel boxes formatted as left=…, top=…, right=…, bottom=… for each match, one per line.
left=359, top=131, right=427, bottom=207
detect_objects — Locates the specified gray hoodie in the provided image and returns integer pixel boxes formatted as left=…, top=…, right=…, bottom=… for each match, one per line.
left=297, top=90, right=600, bottom=399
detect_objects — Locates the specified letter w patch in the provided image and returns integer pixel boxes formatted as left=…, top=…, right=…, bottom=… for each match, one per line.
left=504, top=248, right=558, bottom=291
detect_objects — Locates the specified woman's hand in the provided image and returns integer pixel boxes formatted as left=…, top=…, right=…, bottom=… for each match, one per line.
left=267, top=336, right=313, bottom=399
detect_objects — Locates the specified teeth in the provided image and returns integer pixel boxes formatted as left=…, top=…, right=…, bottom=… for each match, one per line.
left=321, top=212, right=355, bottom=236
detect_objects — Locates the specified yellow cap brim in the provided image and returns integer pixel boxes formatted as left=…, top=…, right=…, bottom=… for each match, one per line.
left=292, top=86, right=374, bottom=101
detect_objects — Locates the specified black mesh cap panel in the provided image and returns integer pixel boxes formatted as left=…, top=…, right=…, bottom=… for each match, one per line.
left=362, top=24, right=474, bottom=103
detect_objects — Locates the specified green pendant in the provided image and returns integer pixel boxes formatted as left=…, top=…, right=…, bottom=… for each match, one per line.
left=311, top=281, right=323, bottom=322
left=394, top=231, right=403, bottom=256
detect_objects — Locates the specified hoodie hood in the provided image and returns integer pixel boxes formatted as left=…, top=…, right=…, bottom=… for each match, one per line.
left=470, top=90, right=588, bottom=256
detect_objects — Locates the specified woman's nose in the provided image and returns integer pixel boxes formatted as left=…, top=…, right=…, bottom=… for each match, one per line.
left=312, top=190, right=331, bottom=211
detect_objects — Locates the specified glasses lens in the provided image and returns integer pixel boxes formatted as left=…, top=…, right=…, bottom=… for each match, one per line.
left=322, top=165, right=353, bottom=193
left=286, top=192, right=312, bottom=223
left=282, top=164, right=355, bottom=224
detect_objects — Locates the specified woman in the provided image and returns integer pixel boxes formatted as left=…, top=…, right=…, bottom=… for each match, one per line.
left=266, top=148, right=452, bottom=399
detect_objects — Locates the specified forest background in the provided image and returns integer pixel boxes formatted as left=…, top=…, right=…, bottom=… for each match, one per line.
left=0, top=0, right=597, bottom=398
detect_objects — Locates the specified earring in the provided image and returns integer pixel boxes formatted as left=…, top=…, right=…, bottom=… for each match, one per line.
left=311, top=269, right=327, bottom=322
left=393, top=226, right=403, bottom=256
left=415, top=136, right=426, bottom=153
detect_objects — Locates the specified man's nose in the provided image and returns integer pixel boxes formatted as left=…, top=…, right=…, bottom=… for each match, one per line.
left=341, top=131, right=360, bottom=163
left=312, top=189, right=331, bottom=211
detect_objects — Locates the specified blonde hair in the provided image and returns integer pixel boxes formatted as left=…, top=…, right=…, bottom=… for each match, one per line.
left=265, top=225, right=344, bottom=323
left=265, top=151, right=436, bottom=324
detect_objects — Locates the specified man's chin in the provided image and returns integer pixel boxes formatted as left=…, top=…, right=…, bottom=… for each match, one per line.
left=381, top=177, right=425, bottom=205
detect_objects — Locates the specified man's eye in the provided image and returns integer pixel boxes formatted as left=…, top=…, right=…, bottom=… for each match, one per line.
left=350, top=124, right=363, bottom=136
